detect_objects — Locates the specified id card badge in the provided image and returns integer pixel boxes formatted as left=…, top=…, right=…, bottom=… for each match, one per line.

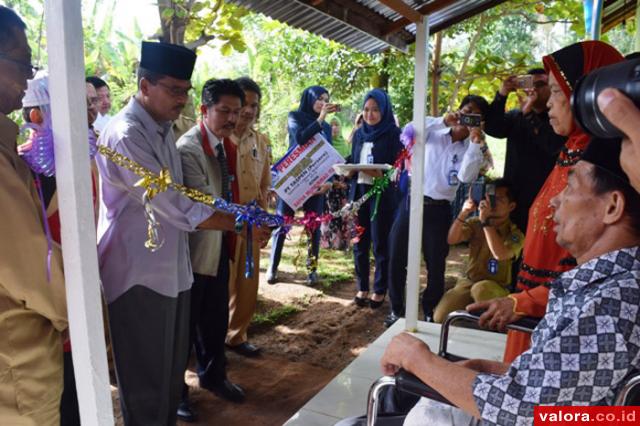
left=448, top=169, right=459, bottom=186
left=487, top=258, right=498, bottom=275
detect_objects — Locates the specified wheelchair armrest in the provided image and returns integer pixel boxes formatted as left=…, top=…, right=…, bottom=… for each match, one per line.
left=614, top=370, right=640, bottom=405
left=467, top=309, right=541, bottom=333
left=395, top=369, right=454, bottom=406
left=438, top=309, right=541, bottom=358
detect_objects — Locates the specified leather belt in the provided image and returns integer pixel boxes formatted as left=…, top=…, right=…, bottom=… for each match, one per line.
left=423, top=196, right=450, bottom=206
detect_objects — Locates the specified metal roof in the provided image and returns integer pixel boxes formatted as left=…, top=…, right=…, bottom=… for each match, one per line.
left=226, top=0, right=509, bottom=53
left=603, top=0, right=637, bottom=32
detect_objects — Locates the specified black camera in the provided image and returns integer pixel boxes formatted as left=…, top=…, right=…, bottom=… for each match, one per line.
left=470, top=182, right=496, bottom=208
left=571, top=58, right=640, bottom=138
left=459, top=113, right=482, bottom=127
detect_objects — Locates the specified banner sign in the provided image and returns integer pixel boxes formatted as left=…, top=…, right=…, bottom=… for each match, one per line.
left=271, top=134, right=344, bottom=210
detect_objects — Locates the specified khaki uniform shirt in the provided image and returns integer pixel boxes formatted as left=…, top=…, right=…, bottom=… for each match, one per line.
left=461, top=217, right=524, bottom=286
left=0, top=113, right=67, bottom=426
left=230, top=128, right=272, bottom=208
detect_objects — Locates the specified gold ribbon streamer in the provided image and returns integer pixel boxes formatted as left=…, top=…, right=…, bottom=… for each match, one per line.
left=98, top=145, right=215, bottom=204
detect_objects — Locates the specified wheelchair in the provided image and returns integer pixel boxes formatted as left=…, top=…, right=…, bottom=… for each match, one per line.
left=365, top=310, right=640, bottom=426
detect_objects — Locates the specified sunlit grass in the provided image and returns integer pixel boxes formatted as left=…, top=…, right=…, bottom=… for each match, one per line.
left=252, top=304, right=301, bottom=326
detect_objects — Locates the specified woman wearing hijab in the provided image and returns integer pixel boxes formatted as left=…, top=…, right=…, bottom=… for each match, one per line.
left=468, top=41, right=624, bottom=362
left=267, top=85, right=338, bottom=285
left=349, top=89, right=403, bottom=308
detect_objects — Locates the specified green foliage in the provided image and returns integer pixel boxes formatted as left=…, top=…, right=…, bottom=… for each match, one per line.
left=7, top=0, right=637, bottom=170
left=251, top=303, right=300, bottom=326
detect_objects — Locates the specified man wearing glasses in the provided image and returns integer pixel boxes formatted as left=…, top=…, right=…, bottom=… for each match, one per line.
left=95, top=42, right=240, bottom=425
left=0, top=6, right=68, bottom=426
left=483, top=69, right=566, bottom=234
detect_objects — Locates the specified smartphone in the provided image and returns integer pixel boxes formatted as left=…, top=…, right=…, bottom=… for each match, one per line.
left=470, top=183, right=496, bottom=208
left=333, top=103, right=342, bottom=112
left=485, top=183, right=496, bottom=208
left=470, top=182, right=485, bottom=205
left=515, top=74, right=534, bottom=89
left=459, top=113, right=482, bottom=127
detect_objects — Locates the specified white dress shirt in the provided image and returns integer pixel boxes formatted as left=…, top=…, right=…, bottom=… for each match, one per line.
left=421, top=116, right=483, bottom=202
left=204, top=122, right=224, bottom=154
left=93, top=112, right=112, bottom=134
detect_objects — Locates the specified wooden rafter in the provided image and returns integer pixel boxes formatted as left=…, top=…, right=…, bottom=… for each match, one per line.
left=602, top=0, right=637, bottom=33
left=379, top=0, right=423, bottom=23
left=299, top=0, right=414, bottom=51
left=383, top=0, right=456, bottom=35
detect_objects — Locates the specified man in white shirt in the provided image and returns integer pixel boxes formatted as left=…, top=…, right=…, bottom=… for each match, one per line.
left=86, top=76, right=112, bottom=133
left=387, top=95, right=488, bottom=325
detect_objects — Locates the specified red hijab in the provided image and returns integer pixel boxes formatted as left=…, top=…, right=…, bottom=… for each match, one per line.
left=518, top=41, right=624, bottom=290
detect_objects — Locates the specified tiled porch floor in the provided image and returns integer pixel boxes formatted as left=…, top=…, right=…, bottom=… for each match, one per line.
left=284, top=319, right=507, bottom=425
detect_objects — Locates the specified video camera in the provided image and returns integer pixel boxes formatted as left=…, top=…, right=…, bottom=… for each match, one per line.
left=470, top=182, right=496, bottom=208
left=571, top=58, right=640, bottom=138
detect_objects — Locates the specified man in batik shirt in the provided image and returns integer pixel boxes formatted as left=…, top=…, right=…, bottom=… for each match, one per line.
left=377, top=137, right=640, bottom=426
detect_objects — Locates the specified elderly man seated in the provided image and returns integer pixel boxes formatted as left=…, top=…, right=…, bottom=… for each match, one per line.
left=368, top=137, right=640, bottom=426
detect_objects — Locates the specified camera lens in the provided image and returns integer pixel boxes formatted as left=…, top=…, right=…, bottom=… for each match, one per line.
left=571, top=58, right=640, bottom=138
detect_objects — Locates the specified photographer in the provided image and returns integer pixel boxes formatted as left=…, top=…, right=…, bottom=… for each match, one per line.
left=484, top=69, right=566, bottom=232
left=598, top=88, right=640, bottom=193
left=432, top=179, right=523, bottom=323
left=267, top=85, right=337, bottom=286
left=386, top=95, right=488, bottom=325
left=469, top=41, right=624, bottom=363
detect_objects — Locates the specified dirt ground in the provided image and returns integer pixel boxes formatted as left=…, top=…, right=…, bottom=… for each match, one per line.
left=112, top=235, right=467, bottom=426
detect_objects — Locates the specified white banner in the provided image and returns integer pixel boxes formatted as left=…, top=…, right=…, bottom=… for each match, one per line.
left=271, top=134, right=344, bottom=210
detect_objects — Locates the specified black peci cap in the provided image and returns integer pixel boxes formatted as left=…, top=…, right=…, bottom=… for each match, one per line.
left=582, top=137, right=630, bottom=185
left=139, top=41, right=197, bottom=81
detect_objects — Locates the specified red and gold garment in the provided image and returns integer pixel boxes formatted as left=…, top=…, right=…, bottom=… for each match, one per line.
left=505, top=41, right=624, bottom=362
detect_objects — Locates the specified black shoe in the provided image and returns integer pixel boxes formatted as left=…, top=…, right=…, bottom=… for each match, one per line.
left=369, top=294, right=386, bottom=309
left=266, top=271, right=278, bottom=285
left=177, top=400, right=196, bottom=423
left=227, top=342, right=261, bottom=358
left=202, top=378, right=246, bottom=403
left=306, top=271, right=319, bottom=286
left=384, top=312, right=401, bottom=328
left=424, top=313, right=434, bottom=323
left=353, top=296, right=368, bottom=307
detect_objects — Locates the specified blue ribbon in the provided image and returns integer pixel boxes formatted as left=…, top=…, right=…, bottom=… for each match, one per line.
left=212, top=199, right=283, bottom=278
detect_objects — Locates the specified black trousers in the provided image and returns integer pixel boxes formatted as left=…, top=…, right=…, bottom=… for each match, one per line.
left=185, top=248, right=230, bottom=394
left=269, top=194, right=325, bottom=274
left=388, top=196, right=451, bottom=317
left=108, top=285, right=191, bottom=426
left=60, top=351, right=80, bottom=426
left=353, top=185, right=396, bottom=294
left=388, top=193, right=410, bottom=315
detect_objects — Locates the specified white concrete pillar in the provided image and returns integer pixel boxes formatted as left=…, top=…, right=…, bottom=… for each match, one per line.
left=405, top=17, right=430, bottom=332
left=45, top=0, right=114, bottom=423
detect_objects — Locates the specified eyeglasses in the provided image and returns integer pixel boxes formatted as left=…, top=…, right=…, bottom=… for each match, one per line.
left=155, top=81, right=192, bottom=98
left=0, top=53, right=38, bottom=79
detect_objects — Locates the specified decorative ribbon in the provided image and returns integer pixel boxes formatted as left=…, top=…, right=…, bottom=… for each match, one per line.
left=97, top=122, right=421, bottom=274
left=98, top=145, right=284, bottom=278
left=369, top=169, right=393, bottom=219
left=141, top=192, right=165, bottom=252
